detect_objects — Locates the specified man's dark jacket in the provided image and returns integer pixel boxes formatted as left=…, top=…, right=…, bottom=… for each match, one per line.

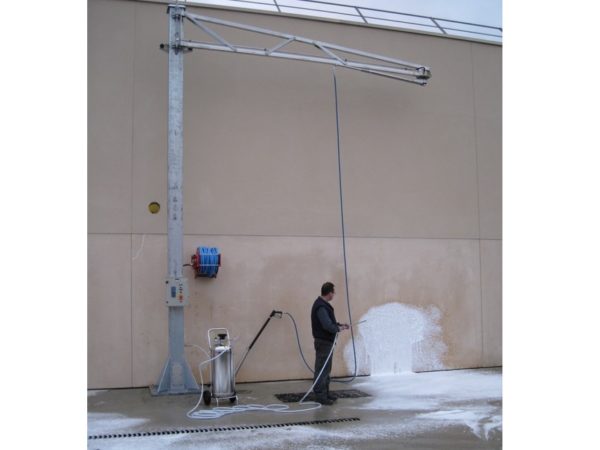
left=311, top=297, right=338, bottom=342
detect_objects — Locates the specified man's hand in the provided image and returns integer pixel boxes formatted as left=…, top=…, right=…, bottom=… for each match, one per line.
left=338, top=323, right=350, bottom=331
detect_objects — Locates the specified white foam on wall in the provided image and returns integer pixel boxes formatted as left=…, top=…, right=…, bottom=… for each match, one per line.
left=343, top=302, right=447, bottom=374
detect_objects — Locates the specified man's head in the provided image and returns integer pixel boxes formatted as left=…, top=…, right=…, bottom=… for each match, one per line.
left=321, top=282, right=335, bottom=301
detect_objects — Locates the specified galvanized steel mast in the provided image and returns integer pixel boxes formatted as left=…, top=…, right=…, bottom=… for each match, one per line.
left=153, top=3, right=199, bottom=395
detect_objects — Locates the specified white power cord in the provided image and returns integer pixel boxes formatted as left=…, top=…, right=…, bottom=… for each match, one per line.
left=186, top=334, right=339, bottom=420
left=300, top=333, right=338, bottom=402
left=185, top=343, right=211, bottom=359
left=186, top=350, right=231, bottom=419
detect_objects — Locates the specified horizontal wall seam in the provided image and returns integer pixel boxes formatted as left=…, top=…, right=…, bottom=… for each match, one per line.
left=89, top=232, right=501, bottom=241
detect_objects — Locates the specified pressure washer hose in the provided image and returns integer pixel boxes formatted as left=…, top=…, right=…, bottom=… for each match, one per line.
left=298, top=332, right=339, bottom=402
left=284, top=312, right=313, bottom=374
left=186, top=363, right=326, bottom=420
left=186, top=333, right=339, bottom=420
left=333, top=68, right=358, bottom=383
left=284, top=311, right=365, bottom=380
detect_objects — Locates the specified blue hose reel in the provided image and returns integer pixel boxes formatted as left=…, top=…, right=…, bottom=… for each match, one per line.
left=191, top=247, right=221, bottom=278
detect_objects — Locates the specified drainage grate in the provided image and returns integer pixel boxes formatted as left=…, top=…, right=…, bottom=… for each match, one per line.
left=275, top=389, right=371, bottom=403
left=88, top=417, right=360, bottom=440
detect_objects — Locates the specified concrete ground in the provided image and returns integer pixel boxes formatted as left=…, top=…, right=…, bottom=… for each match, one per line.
left=88, top=368, right=502, bottom=449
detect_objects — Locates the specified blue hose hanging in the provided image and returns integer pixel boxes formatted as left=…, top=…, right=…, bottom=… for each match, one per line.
left=191, top=247, right=221, bottom=278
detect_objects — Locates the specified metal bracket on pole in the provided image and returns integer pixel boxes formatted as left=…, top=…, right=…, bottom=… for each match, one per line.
left=159, top=43, right=193, bottom=54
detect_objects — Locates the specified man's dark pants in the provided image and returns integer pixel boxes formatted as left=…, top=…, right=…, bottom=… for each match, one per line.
left=313, top=338, right=334, bottom=400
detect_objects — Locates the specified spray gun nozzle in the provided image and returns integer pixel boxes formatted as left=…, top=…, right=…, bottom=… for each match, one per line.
left=270, top=310, right=283, bottom=318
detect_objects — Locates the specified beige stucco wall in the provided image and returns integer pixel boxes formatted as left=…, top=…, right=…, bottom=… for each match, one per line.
left=88, top=0, right=502, bottom=388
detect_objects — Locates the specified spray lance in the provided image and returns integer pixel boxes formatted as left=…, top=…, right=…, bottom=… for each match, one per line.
left=235, top=310, right=282, bottom=377
left=235, top=309, right=366, bottom=378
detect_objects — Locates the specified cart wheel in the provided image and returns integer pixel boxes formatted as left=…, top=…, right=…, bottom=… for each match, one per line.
left=229, top=396, right=236, bottom=404
left=203, top=390, right=211, bottom=406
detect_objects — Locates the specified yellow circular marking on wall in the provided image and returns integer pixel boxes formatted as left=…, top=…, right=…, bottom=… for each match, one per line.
left=148, top=202, right=161, bottom=214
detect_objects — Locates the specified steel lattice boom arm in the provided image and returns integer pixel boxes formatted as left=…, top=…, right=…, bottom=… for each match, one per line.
left=161, top=10, right=432, bottom=85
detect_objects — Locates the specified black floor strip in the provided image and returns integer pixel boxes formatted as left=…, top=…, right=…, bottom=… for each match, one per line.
left=275, top=389, right=371, bottom=403
left=88, top=417, right=360, bottom=440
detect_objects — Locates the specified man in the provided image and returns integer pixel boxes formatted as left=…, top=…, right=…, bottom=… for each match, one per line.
left=311, top=282, right=349, bottom=405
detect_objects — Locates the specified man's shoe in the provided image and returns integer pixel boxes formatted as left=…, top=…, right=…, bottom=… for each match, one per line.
left=316, top=397, right=334, bottom=405
left=327, top=392, right=337, bottom=401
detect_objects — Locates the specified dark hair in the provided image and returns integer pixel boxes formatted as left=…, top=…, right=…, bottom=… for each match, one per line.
left=321, top=282, right=335, bottom=296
